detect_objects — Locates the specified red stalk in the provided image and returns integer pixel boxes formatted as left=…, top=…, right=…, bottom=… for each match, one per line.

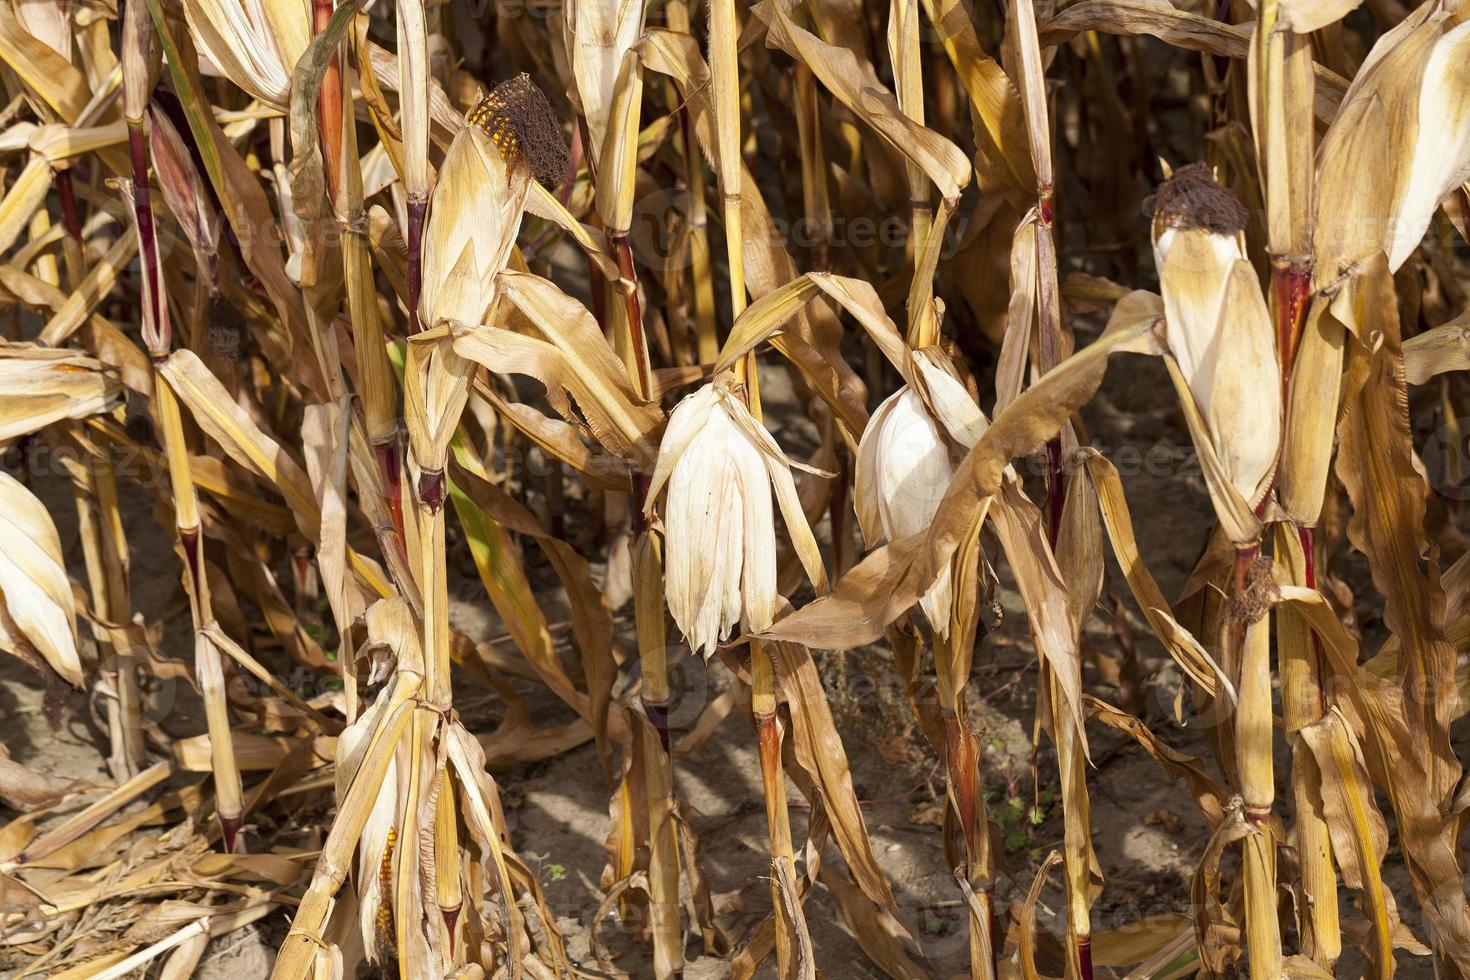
left=313, top=0, right=344, bottom=207
left=419, top=469, right=446, bottom=514
left=942, top=712, right=981, bottom=855
left=613, top=235, right=652, bottom=401
left=406, top=197, right=427, bottom=335
left=374, top=441, right=407, bottom=550
left=1271, top=259, right=1312, bottom=396
left=219, top=815, right=241, bottom=855
left=56, top=169, right=83, bottom=242
left=129, top=124, right=170, bottom=356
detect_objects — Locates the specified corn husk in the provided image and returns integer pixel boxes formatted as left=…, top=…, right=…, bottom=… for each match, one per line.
left=1152, top=164, right=1280, bottom=521
left=182, top=0, right=309, bottom=106
left=0, top=344, right=121, bottom=442
left=406, top=77, right=555, bottom=478
left=0, top=470, right=83, bottom=685
left=854, top=349, right=987, bottom=636
left=565, top=0, right=645, bottom=143
left=646, top=376, right=828, bottom=655
left=1314, top=1, right=1470, bottom=280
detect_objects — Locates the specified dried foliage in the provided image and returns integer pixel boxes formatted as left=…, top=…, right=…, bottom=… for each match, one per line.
left=0, top=0, right=1466, bottom=977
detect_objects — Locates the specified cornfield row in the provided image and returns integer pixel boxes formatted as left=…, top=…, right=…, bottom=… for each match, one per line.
left=0, top=0, right=1465, bottom=974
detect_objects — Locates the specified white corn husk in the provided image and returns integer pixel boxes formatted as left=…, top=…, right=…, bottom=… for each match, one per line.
left=856, top=349, right=989, bottom=636
left=1152, top=164, right=1280, bottom=512
left=418, top=125, right=531, bottom=332
left=406, top=80, right=542, bottom=478
left=646, top=376, right=828, bottom=657
left=0, top=471, right=84, bottom=685
left=16, top=0, right=72, bottom=62
left=183, top=0, right=309, bottom=107
left=338, top=598, right=425, bottom=962
left=1315, top=1, right=1470, bottom=280
left=563, top=0, right=647, bottom=165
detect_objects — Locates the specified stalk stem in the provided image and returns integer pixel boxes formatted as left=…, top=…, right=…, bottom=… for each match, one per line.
left=613, top=236, right=652, bottom=400
left=1232, top=542, right=1283, bottom=980
left=419, top=492, right=451, bottom=706
left=752, top=640, right=805, bottom=978
left=55, top=168, right=85, bottom=287
left=336, top=52, right=407, bottom=639
left=158, top=376, right=244, bottom=851
left=132, top=110, right=242, bottom=848
left=73, top=449, right=143, bottom=779
left=1279, top=524, right=1340, bottom=968
left=395, top=705, right=429, bottom=963
left=621, top=214, right=683, bottom=974
left=635, top=530, right=681, bottom=978
left=313, top=0, right=343, bottom=207
left=128, top=125, right=168, bottom=354
left=668, top=44, right=717, bottom=365
left=1035, top=201, right=1066, bottom=545
left=406, top=195, right=427, bottom=335
left=708, top=0, right=745, bottom=328
left=935, top=632, right=994, bottom=979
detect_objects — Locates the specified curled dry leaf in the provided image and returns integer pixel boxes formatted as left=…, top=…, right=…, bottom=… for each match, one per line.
left=0, top=743, right=73, bottom=810
left=0, top=470, right=83, bottom=685
left=0, top=343, right=121, bottom=442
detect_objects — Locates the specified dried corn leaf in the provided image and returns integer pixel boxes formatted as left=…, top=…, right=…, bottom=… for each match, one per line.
left=763, top=290, right=1160, bottom=649
left=1298, top=706, right=1396, bottom=977
left=468, top=269, right=663, bottom=466
left=754, top=0, right=971, bottom=203
left=1402, top=310, right=1470, bottom=384
left=0, top=344, right=121, bottom=442
left=0, top=470, right=83, bottom=684
left=770, top=639, right=896, bottom=912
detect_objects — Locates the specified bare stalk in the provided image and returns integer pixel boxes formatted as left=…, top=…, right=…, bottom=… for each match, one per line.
left=934, top=631, right=996, bottom=980
left=1231, top=545, right=1282, bottom=980
left=1275, top=524, right=1340, bottom=968
left=892, top=0, right=935, bottom=347
left=635, top=530, right=682, bottom=977
left=795, top=63, right=831, bottom=275
left=682, top=114, right=718, bottom=365
left=158, top=375, right=245, bottom=851
left=398, top=0, right=430, bottom=337
left=121, top=7, right=241, bottom=849
left=708, top=0, right=746, bottom=327
left=751, top=640, right=808, bottom=978
left=337, top=52, right=405, bottom=717
left=1255, top=1, right=1327, bottom=964
left=618, top=228, right=684, bottom=972
left=70, top=445, right=143, bottom=779
left=55, top=168, right=85, bottom=289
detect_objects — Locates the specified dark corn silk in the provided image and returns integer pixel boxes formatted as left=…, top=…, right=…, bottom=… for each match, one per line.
left=466, top=74, right=571, bottom=188
left=1151, top=162, right=1249, bottom=235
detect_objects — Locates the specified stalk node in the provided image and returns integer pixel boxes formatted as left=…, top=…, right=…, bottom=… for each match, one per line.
left=641, top=696, right=671, bottom=753
left=219, top=815, right=242, bottom=854
left=1226, top=553, right=1278, bottom=626
left=419, top=469, right=446, bottom=513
